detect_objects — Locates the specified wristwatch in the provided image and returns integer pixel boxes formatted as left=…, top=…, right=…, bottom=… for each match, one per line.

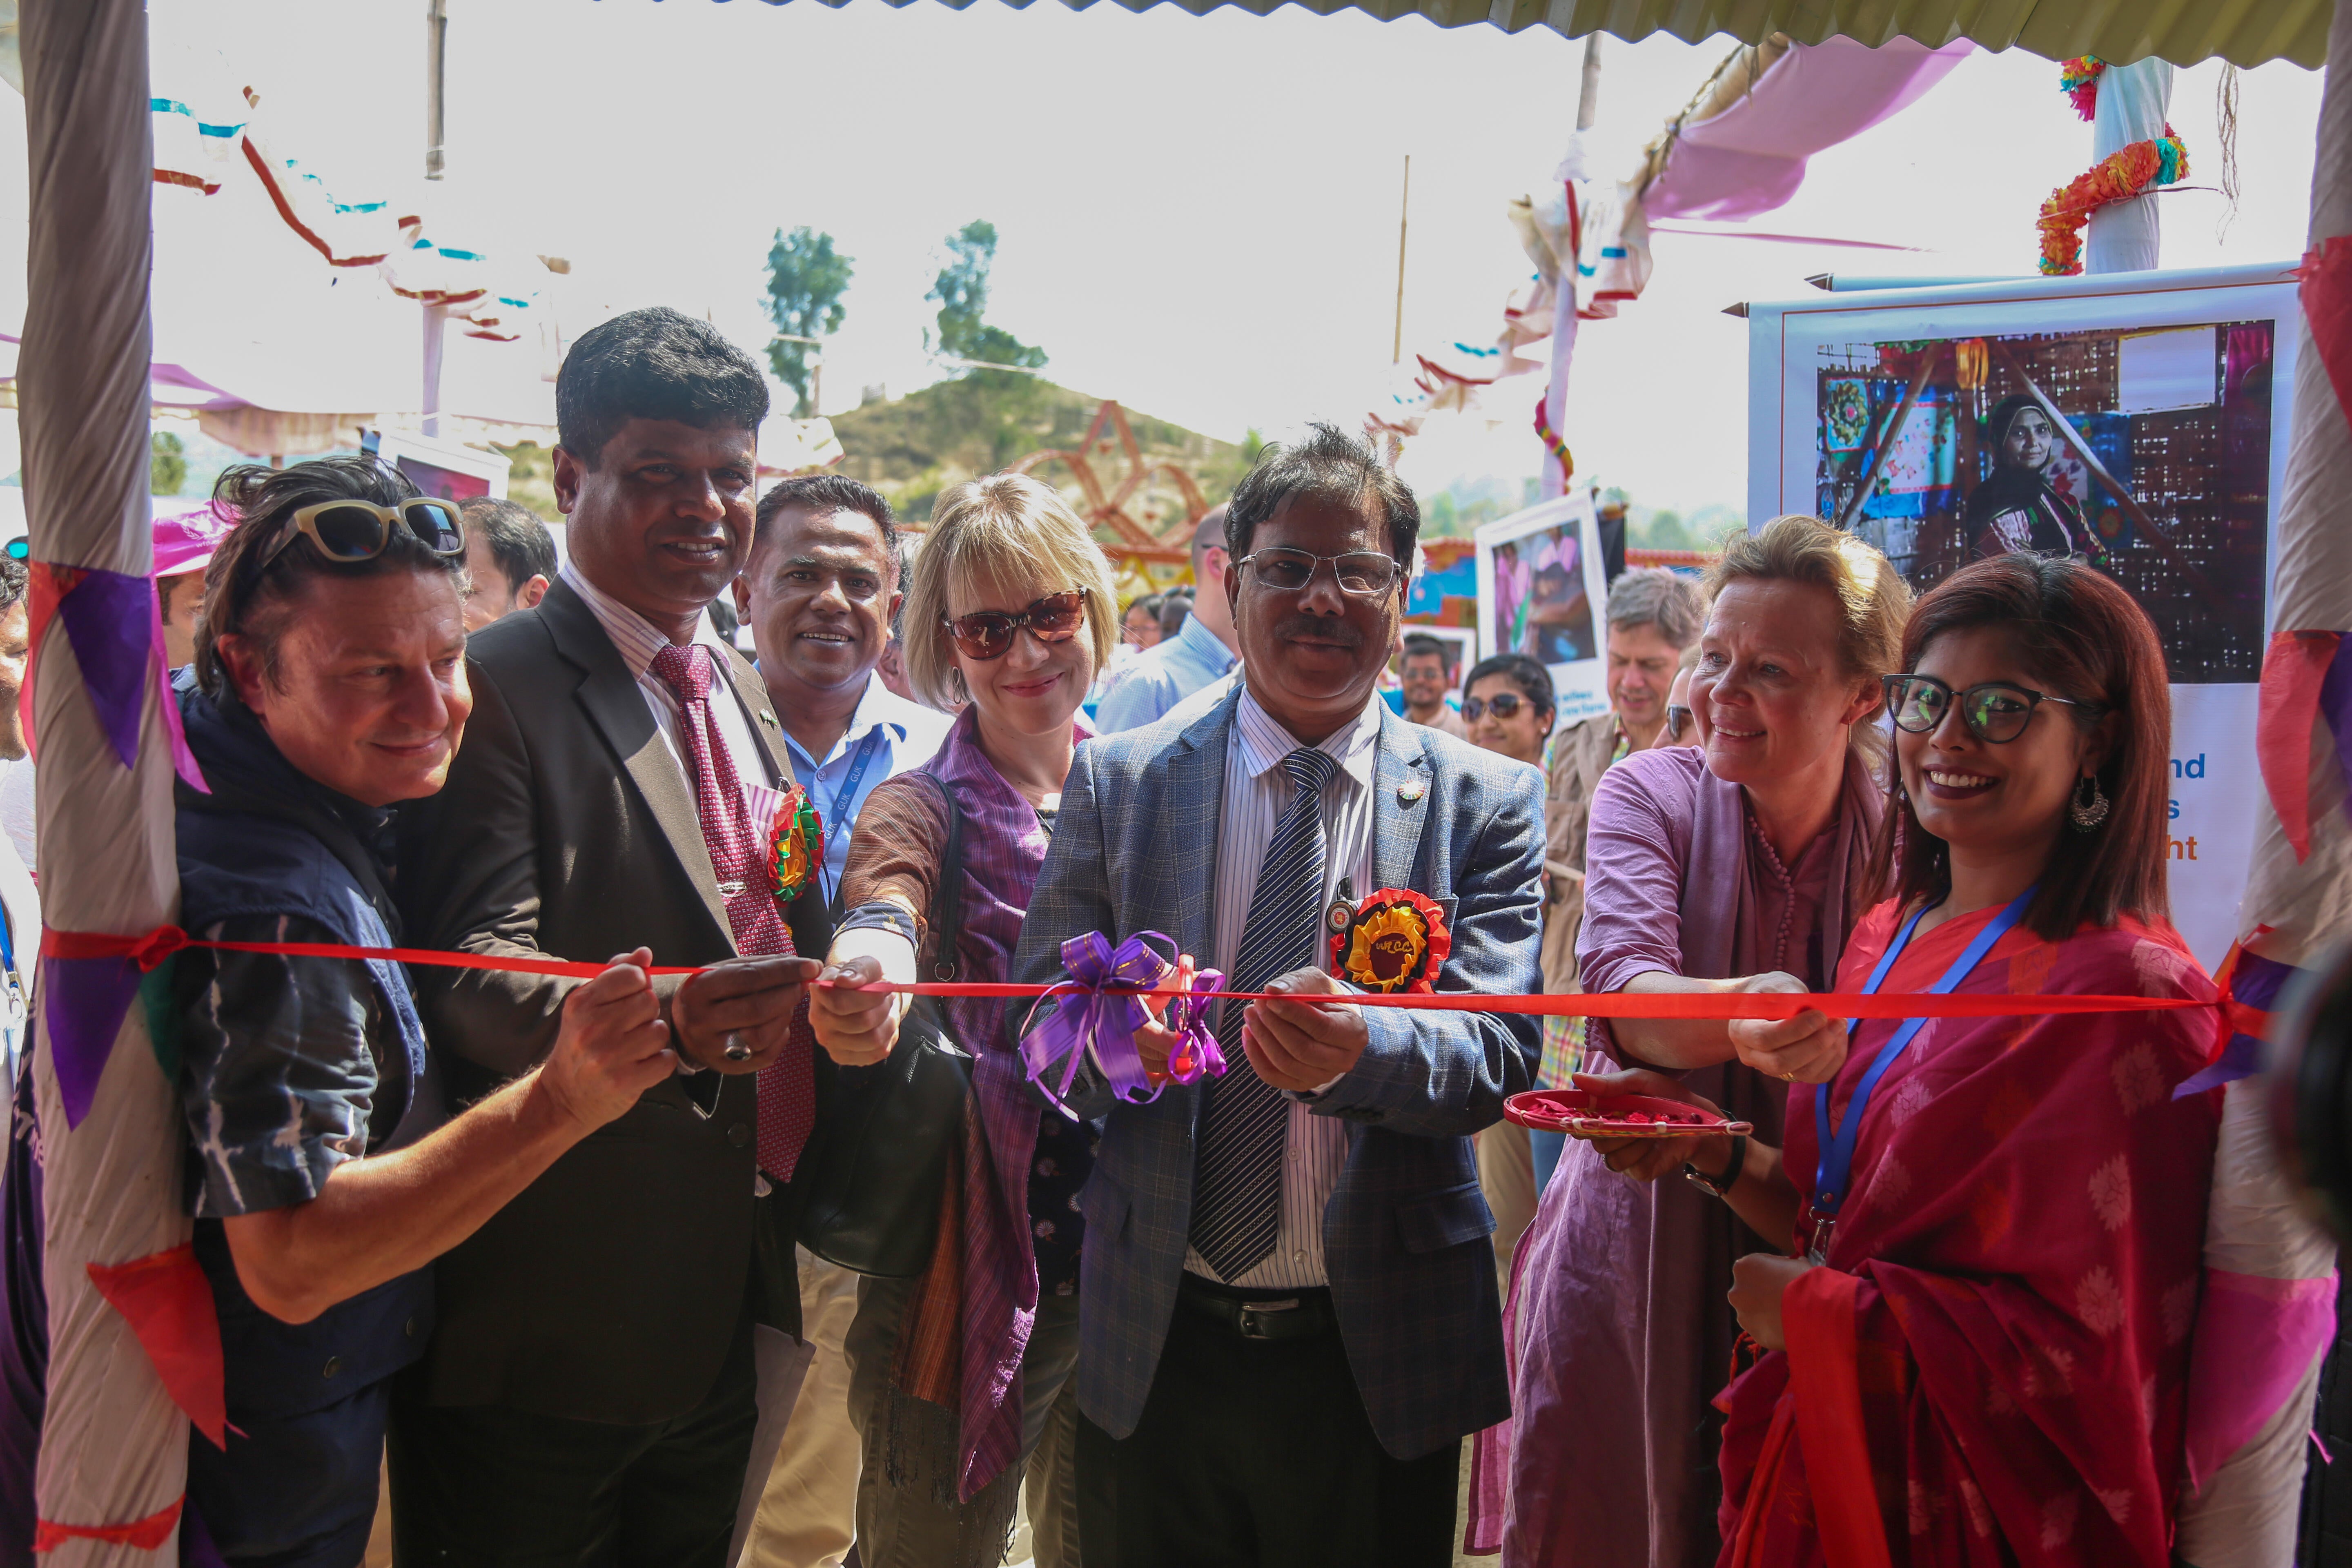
left=1682, top=1133, right=1746, bottom=1198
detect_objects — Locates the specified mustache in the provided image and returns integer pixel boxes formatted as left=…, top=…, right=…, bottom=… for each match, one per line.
left=1271, top=615, right=1363, bottom=647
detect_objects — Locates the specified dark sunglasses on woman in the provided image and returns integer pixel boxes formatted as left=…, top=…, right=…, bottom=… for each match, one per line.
left=1463, top=691, right=1530, bottom=722
left=259, top=497, right=467, bottom=571
left=1882, top=673, right=2100, bottom=745
left=1664, top=704, right=1693, bottom=742
left=942, top=590, right=1087, bottom=661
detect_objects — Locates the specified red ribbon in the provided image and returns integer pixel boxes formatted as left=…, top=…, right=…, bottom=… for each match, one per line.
left=40, top=926, right=2214, bottom=1022
left=32, top=1496, right=182, bottom=1552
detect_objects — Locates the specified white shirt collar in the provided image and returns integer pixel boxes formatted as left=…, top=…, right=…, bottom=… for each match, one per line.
left=559, top=558, right=734, bottom=680
left=1232, top=685, right=1382, bottom=791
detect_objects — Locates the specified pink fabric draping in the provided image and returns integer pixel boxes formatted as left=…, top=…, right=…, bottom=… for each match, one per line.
left=1643, top=38, right=1974, bottom=223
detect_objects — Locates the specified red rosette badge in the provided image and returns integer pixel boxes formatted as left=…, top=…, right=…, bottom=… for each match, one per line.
left=768, top=783, right=825, bottom=902
left=1330, top=888, right=1450, bottom=994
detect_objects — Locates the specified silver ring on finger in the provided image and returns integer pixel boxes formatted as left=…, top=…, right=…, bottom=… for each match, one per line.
left=723, top=1032, right=753, bottom=1062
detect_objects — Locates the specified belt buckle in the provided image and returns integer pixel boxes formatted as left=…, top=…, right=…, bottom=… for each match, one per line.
left=1236, top=1298, right=1299, bottom=1339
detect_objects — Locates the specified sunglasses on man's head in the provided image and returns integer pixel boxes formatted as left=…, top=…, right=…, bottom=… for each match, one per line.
left=1463, top=692, right=1531, bottom=722
left=259, top=498, right=467, bottom=573
left=942, top=590, right=1086, bottom=662
left=1882, top=673, right=2100, bottom=745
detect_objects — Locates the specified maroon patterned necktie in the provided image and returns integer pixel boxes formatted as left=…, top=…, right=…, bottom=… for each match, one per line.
left=648, top=641, right=816, bottom=1181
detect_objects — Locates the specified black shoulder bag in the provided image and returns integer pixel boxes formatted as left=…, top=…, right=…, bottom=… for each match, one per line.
left=796, top=775, right=974, bottom=1278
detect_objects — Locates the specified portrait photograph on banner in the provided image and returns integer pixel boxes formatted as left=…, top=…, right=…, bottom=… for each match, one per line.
left=1472, top=489, right=1610, bottom=726
left=1746, top=263, right=2301, bottom=966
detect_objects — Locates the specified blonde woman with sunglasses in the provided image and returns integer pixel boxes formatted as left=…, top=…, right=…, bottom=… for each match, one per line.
left=807, top=472, right=1116, bottom=1568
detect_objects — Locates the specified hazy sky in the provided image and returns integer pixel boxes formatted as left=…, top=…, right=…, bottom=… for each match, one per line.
left=16, top=2, right=2332, bottom=514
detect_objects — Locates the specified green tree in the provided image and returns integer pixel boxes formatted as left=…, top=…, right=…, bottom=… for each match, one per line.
left=928, top=220, right=1046, bottom=379
left=764, top=227, right=853, bottom=416
left=1637, top=509, right=1698, bottom=552
left=149, top=430, right=186, bottom=496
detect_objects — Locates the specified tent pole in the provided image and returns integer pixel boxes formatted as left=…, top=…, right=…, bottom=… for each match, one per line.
left=20, top=0, right=193, bottom=1562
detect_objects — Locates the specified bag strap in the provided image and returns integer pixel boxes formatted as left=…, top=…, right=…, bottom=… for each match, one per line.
left=922, top=773, right=967, bottom=983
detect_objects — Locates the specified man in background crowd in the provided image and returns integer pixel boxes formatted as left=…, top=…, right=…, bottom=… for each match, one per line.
left=1123, top=592, right=1165, bottom=650
left=395, top=307, right=821, bottom=1564
left=731, top=472, right=950, bottom=1568
left=459, top=495, right=557, bottom=631
left=1399, top=632, right=1468, bottom=738
left=1093, top=505, right=1238, bottom=732
left=1534, top=565, right=1706, bottom=1191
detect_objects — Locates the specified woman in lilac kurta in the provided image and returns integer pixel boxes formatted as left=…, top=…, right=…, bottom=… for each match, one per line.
left=1468, top=517, right=1905, bottom=1567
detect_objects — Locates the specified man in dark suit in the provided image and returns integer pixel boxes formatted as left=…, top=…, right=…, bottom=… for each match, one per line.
left=1013, top=424, right=1545, bottom=1565
left=392, top=307, right=823, bottom=1565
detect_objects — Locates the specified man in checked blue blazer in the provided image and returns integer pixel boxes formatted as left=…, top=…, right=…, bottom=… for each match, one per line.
left=1010, top=425, right=1544, bottom=1566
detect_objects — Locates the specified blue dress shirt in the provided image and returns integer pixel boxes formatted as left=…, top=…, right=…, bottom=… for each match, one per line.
left=1093, top=612, right=1238, bottom=733
left=781, top=673, right=956, bottom=899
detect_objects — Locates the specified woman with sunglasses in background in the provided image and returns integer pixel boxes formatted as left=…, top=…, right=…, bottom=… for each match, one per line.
left=1559, top=553, right=2221, bottom=1566
left=806, top=472, right=1116, bottom=1568
left=1474, top=516, right=1909, bottom=1568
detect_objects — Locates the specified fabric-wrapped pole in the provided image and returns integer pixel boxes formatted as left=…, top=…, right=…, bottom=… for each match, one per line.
left=20, top=1, right=192, bottom=1564
left=2174, top=0, right=2352, bottom=1560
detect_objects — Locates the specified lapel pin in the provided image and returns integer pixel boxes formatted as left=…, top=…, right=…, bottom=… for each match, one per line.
left=760, top=710, right=780, bottom=727
left=1397, top=780, right=1426, bottom=805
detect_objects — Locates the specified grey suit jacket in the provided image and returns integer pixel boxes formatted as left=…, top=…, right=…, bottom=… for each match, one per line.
left=1009, top=686, right=1544, bottom=1459
left=396, top=578, right=799, bottom=1424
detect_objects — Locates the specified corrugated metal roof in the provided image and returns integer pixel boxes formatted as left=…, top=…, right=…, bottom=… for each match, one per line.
left=766, top=0, right=2330, bottom=70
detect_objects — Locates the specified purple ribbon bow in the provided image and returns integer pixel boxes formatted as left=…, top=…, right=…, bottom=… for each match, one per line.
left=1021, top=931, right=1227, bottom=1117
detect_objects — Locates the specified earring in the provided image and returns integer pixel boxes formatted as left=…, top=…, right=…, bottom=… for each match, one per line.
left=2069, top=773, right=2109, bottom=832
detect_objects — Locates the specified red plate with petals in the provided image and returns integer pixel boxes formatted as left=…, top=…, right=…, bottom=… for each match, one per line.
left=1505, top=1089, right=1753, bottom=1139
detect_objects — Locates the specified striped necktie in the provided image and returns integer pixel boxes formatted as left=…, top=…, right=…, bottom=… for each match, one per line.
left=1190, top=745, right=1339, bottom=1281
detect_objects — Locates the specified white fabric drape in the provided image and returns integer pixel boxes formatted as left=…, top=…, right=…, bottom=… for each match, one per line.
left=20, top=0, right=189, bottom=1563
left=2085, top=58, right=2175, bottom=274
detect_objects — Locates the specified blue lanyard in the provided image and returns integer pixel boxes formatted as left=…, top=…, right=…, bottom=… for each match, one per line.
left=820, top=727, right=887, bottom=834
left=1810, top=886, right=2037, bottom=1221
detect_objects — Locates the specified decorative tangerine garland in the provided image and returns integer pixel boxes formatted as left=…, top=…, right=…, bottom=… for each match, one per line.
left=2059, top=56, right=2104, bottom=121
left=2036, top=126, right=2189, bottom=276
left=1533, top=394, right=1573, bottom=479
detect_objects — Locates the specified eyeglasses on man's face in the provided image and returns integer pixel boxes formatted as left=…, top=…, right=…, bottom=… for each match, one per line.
left=1233, top=547, right=1402, bottom=598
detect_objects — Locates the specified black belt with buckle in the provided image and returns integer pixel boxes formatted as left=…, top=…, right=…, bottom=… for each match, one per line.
left=1177, top=1274, right=1336, bottom=1341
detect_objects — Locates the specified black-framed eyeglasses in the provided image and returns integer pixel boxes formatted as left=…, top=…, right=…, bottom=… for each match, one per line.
left=1234, top=547, right=1402, bottom=598
left=1463, top=692, right=1533, bottom=722
left=260, top=498, right=466, bottom=572
left=1882, top=673, right=2101, bottom=744
left=942, top=590, right=1086, bottom=661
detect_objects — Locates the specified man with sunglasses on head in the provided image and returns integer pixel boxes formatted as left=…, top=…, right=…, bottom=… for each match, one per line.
left=1094, top=505, right=1240, bottom=733
left=394, top=308, right=825, bottom=1566
left=1011, top=424, right=1544, bottom=1565
left=152, top=458, right=674, bottom=1568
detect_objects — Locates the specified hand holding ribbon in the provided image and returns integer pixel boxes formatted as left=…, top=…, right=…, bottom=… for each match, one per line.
left=1020, top=932, right=1225, bottom=1117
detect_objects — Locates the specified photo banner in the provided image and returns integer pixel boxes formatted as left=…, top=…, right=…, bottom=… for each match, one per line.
left=1473, top=489, right=1612, bottom=728
left=1746, top=263, right=2301, bottom=968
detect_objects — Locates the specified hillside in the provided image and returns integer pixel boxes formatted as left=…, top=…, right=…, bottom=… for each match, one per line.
left=830, top=374, right=1251, bottom=534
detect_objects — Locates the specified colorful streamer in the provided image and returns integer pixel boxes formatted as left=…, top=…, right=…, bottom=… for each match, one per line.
left=2176, top=937, right=2296, bottom=1096
left=2036, top=127, right=2189, bottom=275
left=2256, top=630, right=2352, bottom=862
left=2059, top=56, right=2105, bottom=120
left=82, top=1246, right=227, bottom=1450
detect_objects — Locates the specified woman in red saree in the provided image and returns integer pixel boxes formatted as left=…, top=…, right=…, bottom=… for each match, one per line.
left=1579, top=554, right=2222, bottom=1566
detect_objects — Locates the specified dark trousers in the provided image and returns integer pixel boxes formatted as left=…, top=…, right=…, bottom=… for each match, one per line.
left=386, top=1306, right=756, bottom=1568
left=1076, top=1275, right=1459, bottom=1568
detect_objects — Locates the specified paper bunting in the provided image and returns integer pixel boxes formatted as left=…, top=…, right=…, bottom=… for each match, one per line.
left=41, top=954, right=145, bottom=1131
left=2176, top=942, right=2297, bottom=1096
left=2256, top=630, right=2347, bottom=861
left=83, top=1245, right=227, bottom=1450
left=2183, top=1269, right=2340, bottom=1490
left=32, top=1497, right=183, bottom=1554
left=2301, top=237, right=2352, bottom=448
left=21, top=563, right=207, bottom=795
